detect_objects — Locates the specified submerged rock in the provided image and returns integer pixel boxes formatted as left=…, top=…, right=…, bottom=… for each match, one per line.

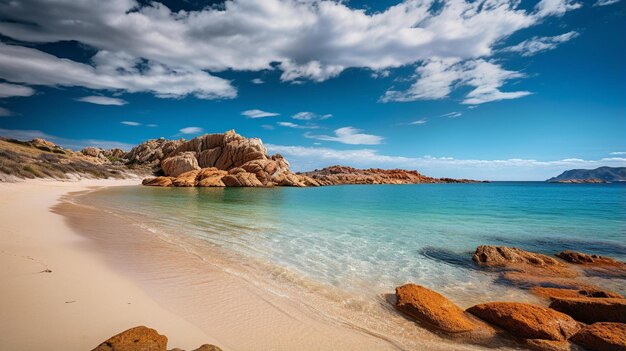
left=466, top=302, right=579, bottom=341
left=91, top=326, right=167, bottom=351
left=549, top=297, right=626, bottom=324
left=570, top=322, right=626, bottom=351
left=531, top=287, right=623, bottom=300
left=556, top=250, right=626, bottom=278
left=395, top=284, right=493, bottom=335
left=472, top=245, right=576, bottom=277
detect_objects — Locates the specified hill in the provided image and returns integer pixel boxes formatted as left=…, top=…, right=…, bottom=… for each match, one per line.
left=546, top=167, right=626, bottom=183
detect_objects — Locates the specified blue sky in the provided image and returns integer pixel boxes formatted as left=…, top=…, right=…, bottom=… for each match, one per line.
left=0, top=0, right=624, bottom=180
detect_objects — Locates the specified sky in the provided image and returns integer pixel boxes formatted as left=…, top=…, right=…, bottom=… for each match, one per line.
left=0, top=0, right=624, bottom=180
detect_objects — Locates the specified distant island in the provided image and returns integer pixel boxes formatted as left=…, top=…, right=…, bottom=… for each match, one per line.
left=0, top=130, right=477, bottom=185
left=547, top=167, right=626, bottom=183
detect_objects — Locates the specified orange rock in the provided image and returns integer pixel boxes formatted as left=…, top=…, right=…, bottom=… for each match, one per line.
left=142, top=176, right=174, bottom=187
left=395, top=284, right=490, bottom=334
left=524, top=339, right=573, bottom=351
left=499, top=271, right=596, bottom=290
left=91, top=326, right=167, bottom=351
left=571, top=322, right=626, bottom=351
left=192, top=345, right=223, bottom=351
left=531, top=287, right=623, bottom=300
left=549, top=297, right=626, bottom=324
left=466, top=302, right=580, bottom=341
left=556, top=250, right=626, bottom=278
left=172, top=170, right=200, bottom=187
left=472, top=246, right=576, bottom=278
left=161, top=152, right=200, bottom=177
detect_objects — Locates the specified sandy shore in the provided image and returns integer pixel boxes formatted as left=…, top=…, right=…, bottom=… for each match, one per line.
left=2, top=179, right=450, bottom=351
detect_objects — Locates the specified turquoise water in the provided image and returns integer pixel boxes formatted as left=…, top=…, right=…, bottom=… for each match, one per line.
left=82, top=182, right=626, bottom=304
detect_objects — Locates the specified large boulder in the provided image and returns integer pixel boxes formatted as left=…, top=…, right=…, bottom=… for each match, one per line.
left=395, top=284, right=491, bottom=334
left=91, top=326, right=167, bottom=351
left=467, top=302, right=580, bottom=341
left=570, top=322, right=626, bottom=351
left=81, top=146, right=103, bottom=158
left=193, top=345, right=223, bottom=351
left=472, top=246, right=575, bottom=277
left=549, top=297, right=626, bottom=324
left=195, top=168, right=228, bottom=187
left=125, top=137, right=184, bottom=166
left=161, top=152, right=200, bottom=177
left=142, top=176, right=175, bottom=187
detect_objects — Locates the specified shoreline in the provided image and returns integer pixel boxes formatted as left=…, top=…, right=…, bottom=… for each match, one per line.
left=0, top=179, right=215, bottom=350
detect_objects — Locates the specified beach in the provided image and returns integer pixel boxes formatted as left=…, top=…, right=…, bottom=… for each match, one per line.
left=0, top=180, right=454, bottom=351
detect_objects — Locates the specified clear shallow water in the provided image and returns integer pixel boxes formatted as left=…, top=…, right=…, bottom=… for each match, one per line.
left=82, top=182, right=626, bottom=304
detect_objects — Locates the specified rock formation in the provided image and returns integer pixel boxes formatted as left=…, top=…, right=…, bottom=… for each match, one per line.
left=556, top=250, right=626, bottom=278
left=91, top=326, right=222, bottom=351
left=549, top=297, right=626, bottom=324
left=300, top=165, right=478, bottom=185
left=466, top=302, right=580, bottom=341
left=142, top=130, right=320, bottom=188
left=472, top=245, right=576, bottom=278
left=395, top=284, right=492, bottom=334
left=570, top=322, right=626, bottom=351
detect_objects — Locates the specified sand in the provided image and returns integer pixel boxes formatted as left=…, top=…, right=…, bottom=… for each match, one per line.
left=0, top=180, right=427, bottom=351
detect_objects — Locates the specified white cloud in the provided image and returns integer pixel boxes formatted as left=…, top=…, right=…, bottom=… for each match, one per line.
left=0, top=82, right=35, bottom=98
left=595, top=0, right=621, bottom=5
left=242, top=109, right=280, bottom=118
left=147, top=124, right=158, bottom=128
left=121, top=121, right=140, bottom=126
left=265, top=143, right=626, bottom=180
left=609, top=151, right=626, bottom=155
left=534, top=0, right=582, bottom=17
left=0, top=128, right=134, bottom=150
left=410, top=118, right=428, bottom=125
left=0, top=0, right=580, bottom=101
left=305, top=126, right=383, bottom=145
left=278, top=121, right=320, bottom=129
left=77, top=95, right=128, bottom=106
left=0, top=43, right=236, bottom=100
left=382, top=59, right=532, bottom=105
left=251, top=78, right=264, bottom=84
left=441, top=112, right=462, bottom=118
left=503, top=31, right=579, bottom=56
left=261, top=124, right=276, bottom=130
left=179, top=127, right=203, bottom=134
left=292, top=111, right=333, bottom=120
left=0, top=107, right=12, bottom=116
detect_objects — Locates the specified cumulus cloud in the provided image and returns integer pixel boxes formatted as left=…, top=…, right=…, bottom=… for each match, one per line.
left=0, top=0, right=581, bottom=102
left=292, top=112, right=332, bottom=120
left=278, top=121, right=320, bottom=129
left=0, top=43, right=236, bottom=100
left=0, top=82, right=35, bottom=98
left=265, top=143, right=626, bottom=180
left=305, top=127, right=383, bottom=145
left=242, top=109, right=280, bottom=118
left=382, top=59, right=531, bottom=105
left=77, top=95, right=128, bottom=106
left=179, top=127, right=203, bottom=134
left=503, top=31, right=579, bottom=56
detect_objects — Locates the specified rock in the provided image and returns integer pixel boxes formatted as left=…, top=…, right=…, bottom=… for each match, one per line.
left=195, top=168, right=228, bottom=187
left=221, top=171, right=263, bottom=187
left=82, top=146, right=103, bottom=158
left=467, top=302, right=580, bottom=341
left=395, top=284, right=491, bottom=334
left=125, top=137, right=184, bottom=166
left=500, top=271, right=597, bottom=290
left=531, top=287, right=623, bottom=300
left=549, top=297, right=626, bottom=324
left=31, top=138, right=57, bottom=149
left=103, top=148, right=126, bottom=160
left=472, top=246, right=576, bottom=277
left=142, top=176, right=175, bottom=187
left=300, top=165, right=477, bottom=185
left=172, top=170, right=201, bottom=187
left=193, top=345, right=223, bottom=351
left=524, top=339, right=573, bottom=351
left=161, top=152, right=200, bottom=177
left=570, top=322, right=626, bottom=351
left=556, top=250, right=626, bottom=278
left=91, top=326, right=167, bottom=351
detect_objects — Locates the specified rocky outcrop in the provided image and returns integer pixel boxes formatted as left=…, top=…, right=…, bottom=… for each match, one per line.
left=570, top=322, right=626, bottom=351
left=472, top=246, right=576, bottom=278
left=549, top=297, right=626, bottom=324
left=125, top=137, right=184, bottom=166
left=91, top=326, right=167, bottom=351
left=81, top=146, right=103, bottom=158
left=556, top=250, right=626, bottom=278
left=466, top=302, right=580, bottom=341
left=395, top=284, right=493, bottom=335
left=300, top=165, right=478, bottom=185
left=161, top=152, right=201, bottom=177
left=91, top=326, right=222, bottom=351
left=142, top=130, right=320, bottom=188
